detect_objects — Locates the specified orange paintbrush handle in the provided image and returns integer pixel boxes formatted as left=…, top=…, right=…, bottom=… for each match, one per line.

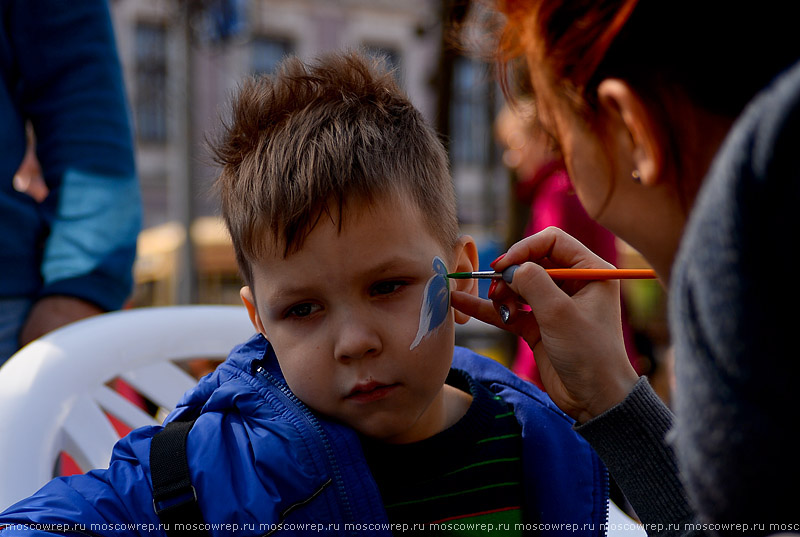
left=447, top=267, right=657, bottom=280
left=544, top=268, right=657, bottom=280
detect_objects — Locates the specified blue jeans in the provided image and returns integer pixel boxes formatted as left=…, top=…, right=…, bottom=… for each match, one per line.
left=0, top=297, right=33, bottom=367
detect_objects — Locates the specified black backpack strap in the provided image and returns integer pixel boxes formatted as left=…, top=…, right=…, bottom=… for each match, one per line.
left=149, top=419, right=210, bottom=537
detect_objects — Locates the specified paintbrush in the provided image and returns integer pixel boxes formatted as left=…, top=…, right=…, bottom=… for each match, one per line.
left=447, top=266, right=656, bottom=281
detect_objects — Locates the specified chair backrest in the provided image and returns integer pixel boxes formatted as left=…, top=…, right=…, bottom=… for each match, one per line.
left=0, top=305, right=254, bottom=510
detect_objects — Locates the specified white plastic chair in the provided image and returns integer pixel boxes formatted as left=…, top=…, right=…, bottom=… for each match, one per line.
left=0, top=305, right=254, bottom=510
left=607, top=499, right=647, bottom=536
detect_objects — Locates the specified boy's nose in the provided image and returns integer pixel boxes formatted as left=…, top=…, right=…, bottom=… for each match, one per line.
left=333, top=315, right=382, bottom=362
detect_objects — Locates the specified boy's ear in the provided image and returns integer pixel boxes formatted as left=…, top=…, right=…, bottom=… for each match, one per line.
left=596, top=78, right=664, bottom=186
left=240, top=286, right=267, bottom=337
left=450, top=235, right=479, bottom=325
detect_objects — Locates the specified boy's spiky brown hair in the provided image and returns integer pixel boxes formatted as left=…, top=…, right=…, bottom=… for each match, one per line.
left=211, top=50, right=458, bottom=287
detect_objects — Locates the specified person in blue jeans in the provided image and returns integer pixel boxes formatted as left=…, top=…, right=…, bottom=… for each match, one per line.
left=0, top=0, right=140, bottom=364
left=0, top=51, right=607, bottom=535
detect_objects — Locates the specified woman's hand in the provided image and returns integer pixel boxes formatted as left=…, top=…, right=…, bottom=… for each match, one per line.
left=450, top=227, right=639, bottom=423
left=19, top=296, right=103, bottom=348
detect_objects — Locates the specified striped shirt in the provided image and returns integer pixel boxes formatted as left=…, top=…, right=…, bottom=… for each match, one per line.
left=360, top=369, right=527, bottom=535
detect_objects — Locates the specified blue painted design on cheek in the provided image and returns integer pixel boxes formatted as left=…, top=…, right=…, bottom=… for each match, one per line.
left=410, top=256, right=450, bottom=350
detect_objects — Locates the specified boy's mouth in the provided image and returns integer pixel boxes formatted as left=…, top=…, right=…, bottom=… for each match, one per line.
left=346, top=381, right=399, bottom=402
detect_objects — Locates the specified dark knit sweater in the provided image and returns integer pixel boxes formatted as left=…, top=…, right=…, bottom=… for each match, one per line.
left=670, top=57, right=800, bottom=533
left=577, top=57, right=800, bottom=537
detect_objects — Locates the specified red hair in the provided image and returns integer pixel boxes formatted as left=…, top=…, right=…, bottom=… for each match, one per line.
left=494, top=0, right=800, bottom=120
left=496, top=0, right=638, bottom=100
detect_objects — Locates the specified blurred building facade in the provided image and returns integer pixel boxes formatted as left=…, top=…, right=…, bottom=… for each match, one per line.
left=110, top=0, right=507, bottom=301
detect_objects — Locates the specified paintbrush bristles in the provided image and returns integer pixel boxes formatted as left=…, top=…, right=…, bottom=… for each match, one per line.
left=446, top=271, right=499, bottom=279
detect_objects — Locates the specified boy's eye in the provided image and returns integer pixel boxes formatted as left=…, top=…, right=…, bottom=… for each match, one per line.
left=284, top=303, right=320, bottom=319
left=370, top=280, right=408, bottom=297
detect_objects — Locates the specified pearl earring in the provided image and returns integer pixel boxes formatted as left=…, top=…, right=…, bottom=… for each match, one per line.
left=631, top=169, right=641, bottom=183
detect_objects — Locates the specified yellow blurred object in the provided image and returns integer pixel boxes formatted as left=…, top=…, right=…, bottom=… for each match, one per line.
left=133, top=217, right=240, bottom=306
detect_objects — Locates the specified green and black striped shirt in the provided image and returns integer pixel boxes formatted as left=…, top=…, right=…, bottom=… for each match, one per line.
left=361, top=369, right=527, bottom=535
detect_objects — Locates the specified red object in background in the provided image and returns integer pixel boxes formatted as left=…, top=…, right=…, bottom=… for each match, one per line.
left=56, top=453, right=82, bottom=477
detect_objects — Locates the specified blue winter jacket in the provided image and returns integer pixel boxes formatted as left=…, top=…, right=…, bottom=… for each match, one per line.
left=0, top=336, right=608, bottom=536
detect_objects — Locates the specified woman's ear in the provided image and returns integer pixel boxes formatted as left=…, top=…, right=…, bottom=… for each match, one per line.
left=240, top=286, right=267, bottom=337
left=450, top=235, right=480, bottom=325
left=597, top=79, right=664, bottom=187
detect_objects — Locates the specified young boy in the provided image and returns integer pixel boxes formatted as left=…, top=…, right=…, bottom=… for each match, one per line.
left=0, top=51, right=607, bottom=535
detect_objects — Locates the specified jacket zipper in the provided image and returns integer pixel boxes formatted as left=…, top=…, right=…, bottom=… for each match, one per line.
left=255, top=366, right=355, bottom=528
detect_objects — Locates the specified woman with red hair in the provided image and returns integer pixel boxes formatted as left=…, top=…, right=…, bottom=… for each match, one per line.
left=453, top=1, right=800, bottom=534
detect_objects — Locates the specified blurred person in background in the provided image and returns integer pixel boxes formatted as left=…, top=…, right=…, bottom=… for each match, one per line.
left=1, top=0, right=140, bottom=365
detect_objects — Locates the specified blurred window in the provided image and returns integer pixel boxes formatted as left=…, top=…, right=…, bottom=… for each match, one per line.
left=251, top=36, right=293, bottom=75
left=134, top=22, right=168, bottom=143
left=450, top=56, right=491, bottom=166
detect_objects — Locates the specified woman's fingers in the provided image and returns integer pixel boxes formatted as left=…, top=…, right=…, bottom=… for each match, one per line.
left=450, top=290, right=542, bottom=343
left=449, top=290, right=502, bottom=327
left=495, top=227, right=615, bottom=273
left=502, top=261, right=577, bottom=320
left=458, top=227, right=640, bottom=422
left=505, top=261, right=639, bottom=421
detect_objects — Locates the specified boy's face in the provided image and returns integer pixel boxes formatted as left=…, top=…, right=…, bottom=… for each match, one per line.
left=241, top=196, right=478, bottom=444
